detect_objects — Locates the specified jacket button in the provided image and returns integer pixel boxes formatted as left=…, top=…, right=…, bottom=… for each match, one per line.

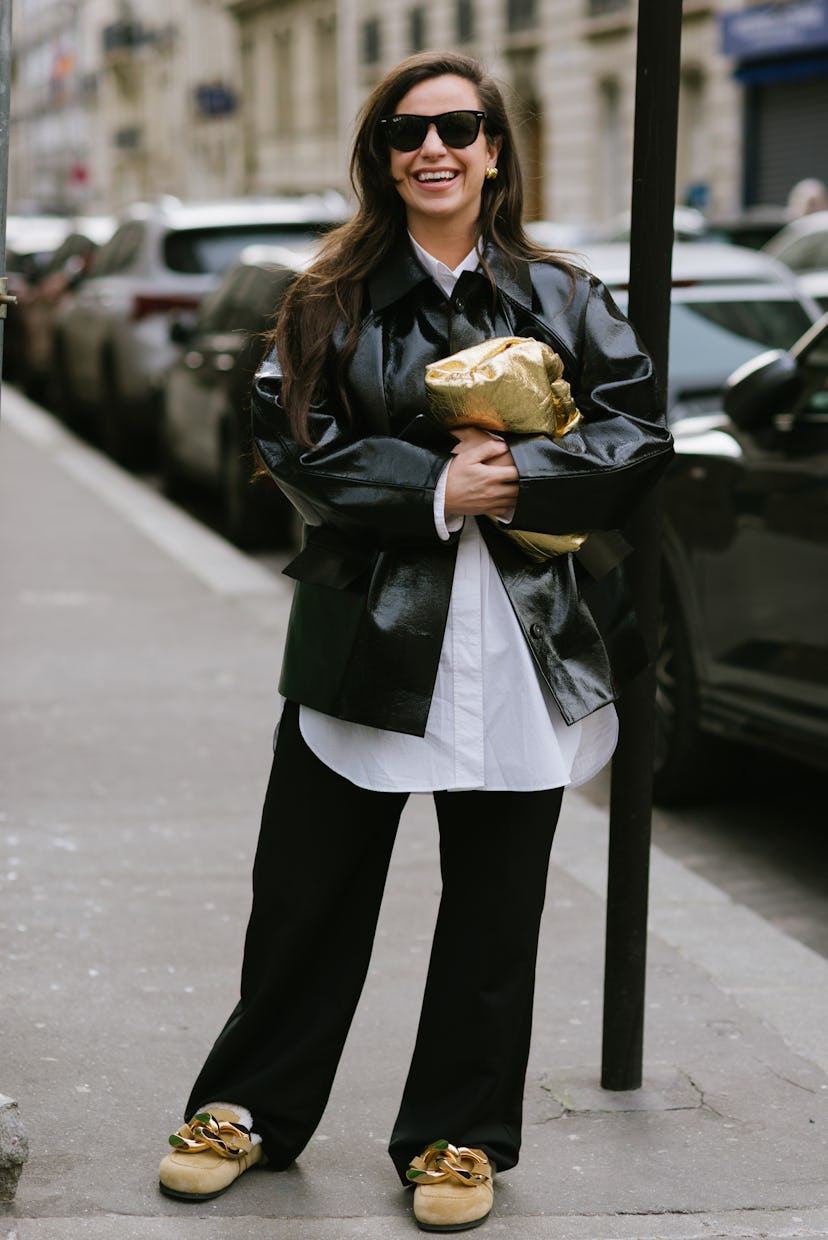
left=530, top=622, right=543, bottom=639
left=454, top=298, right=464, bottom=312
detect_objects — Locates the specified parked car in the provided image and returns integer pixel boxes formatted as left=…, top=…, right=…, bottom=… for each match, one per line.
left=575, top=241, right=825, bottom=801
left=2, top=263, right=31, bottom=384
left=660, top=309, right=828, bottom=800
left=159, top=244, right=309, bottom=547
left=18, top=221, right=115, bottom=402
left=702, top=204, right=789, bottom=251
left=762, top=209, right=828, bottom=312
left=3, top=214, right=85, bottom=383
left=50, top=194, right=350, bottom=464
left=526, top=207, right=708, bottom=251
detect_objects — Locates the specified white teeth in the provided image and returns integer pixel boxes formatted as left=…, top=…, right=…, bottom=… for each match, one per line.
left=415, top=171, right=457, bottom=182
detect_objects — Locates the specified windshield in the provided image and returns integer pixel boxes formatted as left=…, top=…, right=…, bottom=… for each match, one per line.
left=614, top=291, right=814, bottom=407
left=774, top=232, right=828, bottom=273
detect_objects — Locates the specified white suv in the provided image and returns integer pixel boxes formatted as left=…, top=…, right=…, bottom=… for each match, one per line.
left=51, top=194, right=349, bottom=464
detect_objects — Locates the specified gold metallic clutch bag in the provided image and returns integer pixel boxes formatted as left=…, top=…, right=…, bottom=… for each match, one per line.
left=425, top=336, right=588, bottom=561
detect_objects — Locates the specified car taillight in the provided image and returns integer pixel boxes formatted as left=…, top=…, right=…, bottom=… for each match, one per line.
left=130, top=293, right=201, bottom=321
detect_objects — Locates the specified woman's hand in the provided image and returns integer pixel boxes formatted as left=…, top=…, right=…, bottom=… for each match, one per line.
left=444, top=427, right=519, bottom=518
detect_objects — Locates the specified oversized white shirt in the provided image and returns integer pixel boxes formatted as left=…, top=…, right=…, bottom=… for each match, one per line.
left=296, top=238, right=618, bottom=792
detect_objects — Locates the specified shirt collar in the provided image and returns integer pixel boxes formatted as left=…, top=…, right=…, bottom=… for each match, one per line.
left=408, top=233, right=481, bottom=295
left=367, top=233, right=534, bottom=313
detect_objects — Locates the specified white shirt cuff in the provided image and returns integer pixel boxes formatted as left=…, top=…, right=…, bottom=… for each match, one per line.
left=434, top=460, right=465, bottom=541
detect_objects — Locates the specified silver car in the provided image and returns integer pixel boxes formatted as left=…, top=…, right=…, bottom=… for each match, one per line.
left=762, top=209, right=828, bottom=314
left=51, top=194, right=349, bottom=465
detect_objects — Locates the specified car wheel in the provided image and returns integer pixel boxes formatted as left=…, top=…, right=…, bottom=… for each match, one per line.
left=653, top=576, right=715, bottom=805
left=22, top=362, right=48, bottom=406
left=99, top=351, right=145, bottom=469
left=51, top=336, right=84, bottom=428
left=158, top=405, right=187, bottom=502
left=221, top=418, right=295, bottom=549
left=220, top=417, right=262, bottom=548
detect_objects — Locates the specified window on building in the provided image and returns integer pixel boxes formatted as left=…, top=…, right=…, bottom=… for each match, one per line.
left=587, top=0, right=630, bottom=15
left=274, top=30, right=294, bottom=132
left=409, top=7, right=426, bottom=52
left=598, top=77, right=625, bottom=219
left=316, top=16, right=337, bottom=129
left=456, top=0, right=474, bottom=43
left=506, top=0, right=536, bottom=35
left=362, top=17, right=381, bottom=65
left=677, top=66, right=708, bottom=209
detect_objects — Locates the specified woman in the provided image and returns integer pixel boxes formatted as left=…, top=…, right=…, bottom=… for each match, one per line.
left=158, top=51, right=673, bottom=1233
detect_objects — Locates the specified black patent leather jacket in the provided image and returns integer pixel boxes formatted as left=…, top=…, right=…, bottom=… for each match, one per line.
left=252, top=240, right=674, bottom=735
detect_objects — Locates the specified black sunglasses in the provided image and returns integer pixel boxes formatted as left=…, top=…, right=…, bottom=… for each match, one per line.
left=380, top=110, right=487, bottom=152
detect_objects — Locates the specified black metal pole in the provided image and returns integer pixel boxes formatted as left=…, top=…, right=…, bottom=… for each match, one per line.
left=601, top=0, right=682, bottom=1092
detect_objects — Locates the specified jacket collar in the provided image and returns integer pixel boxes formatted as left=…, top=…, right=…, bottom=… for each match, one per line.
left=368, top=235, right=533, bottom=314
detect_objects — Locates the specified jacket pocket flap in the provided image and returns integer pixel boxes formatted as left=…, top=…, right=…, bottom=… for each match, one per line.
left=283, top=535, right=376, bottom=590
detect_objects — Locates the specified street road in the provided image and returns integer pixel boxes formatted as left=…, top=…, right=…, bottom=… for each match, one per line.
left=581, top=758, right=828, bottom=960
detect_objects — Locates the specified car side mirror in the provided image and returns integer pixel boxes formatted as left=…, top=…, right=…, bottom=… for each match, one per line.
left=723, top=348, right=803, bottom=430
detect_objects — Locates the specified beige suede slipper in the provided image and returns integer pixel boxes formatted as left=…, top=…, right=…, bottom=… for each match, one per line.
left=158, top=1105, right=264, bottom=1201
left=407, top=1140, right=494, bottom=1232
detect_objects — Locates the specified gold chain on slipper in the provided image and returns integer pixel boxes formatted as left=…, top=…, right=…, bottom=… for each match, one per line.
left=406, top=1140, right=491, bottom=1186
left=168, top=1111, right=252, bottom=1159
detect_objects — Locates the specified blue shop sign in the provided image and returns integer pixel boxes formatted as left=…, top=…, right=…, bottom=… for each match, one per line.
left=721, top=0, right=828, bottom=59
left=195, top=83, right=238, bottom=118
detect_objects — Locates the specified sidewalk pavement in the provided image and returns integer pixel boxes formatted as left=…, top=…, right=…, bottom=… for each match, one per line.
left=1, top=385, right=827, bottom=1240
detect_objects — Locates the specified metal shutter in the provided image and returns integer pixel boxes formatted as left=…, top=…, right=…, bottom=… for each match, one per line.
left=753, top=74, right=828, bottom=204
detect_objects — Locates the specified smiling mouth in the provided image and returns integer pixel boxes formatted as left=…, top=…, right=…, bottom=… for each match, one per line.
left=414, top=170, right=459, bottom=183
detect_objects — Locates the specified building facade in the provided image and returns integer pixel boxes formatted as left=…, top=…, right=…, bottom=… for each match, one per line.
left=8, top=0, right=828, bottom=225
left=9, top=0, right=245, bottom=213
left=219, top=0, right=748, bottom=226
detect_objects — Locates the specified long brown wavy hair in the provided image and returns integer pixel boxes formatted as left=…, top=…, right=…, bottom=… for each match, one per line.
left=270, top=51, right=572, bottom=446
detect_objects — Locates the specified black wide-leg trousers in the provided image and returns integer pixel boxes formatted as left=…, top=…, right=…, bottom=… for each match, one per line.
left=186, top=701, right=563, bottom=1182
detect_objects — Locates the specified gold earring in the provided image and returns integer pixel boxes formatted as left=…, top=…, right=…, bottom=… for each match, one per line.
left=485, top=166, right=499, bottom=181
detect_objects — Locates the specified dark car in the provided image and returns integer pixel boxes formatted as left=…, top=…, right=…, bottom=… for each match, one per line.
left=655, top=309, right=828, bottom=802
left=159, top=244, right=307, bottom=547
left=654, top=310, right=823, bottom=803
left=576, top=243, right=827, bottom=802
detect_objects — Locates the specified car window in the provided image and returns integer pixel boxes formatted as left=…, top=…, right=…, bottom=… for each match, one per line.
left=195, top=273, right=247, bottom=333
left=40, top=234, right=94, bottom=277
left=668, top=300, right=814, bottom=401
left=163, top=224, right=325, bottom=275
left=612, top=291, right=814, bottom=404
left=89, top=222, right=144, bottom=275
left=795, top=319, right=828, bottom=417
left=193, top=263, right=298, bottom=333
left=775, top=232, right=828, bottom=273
left=680, top=298, right=813, bottom=351
left=251, top=266, right=296, bottom=322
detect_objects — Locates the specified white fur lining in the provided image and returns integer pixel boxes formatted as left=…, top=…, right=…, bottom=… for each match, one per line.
left=202, top=1101, right=262, bottom=1146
